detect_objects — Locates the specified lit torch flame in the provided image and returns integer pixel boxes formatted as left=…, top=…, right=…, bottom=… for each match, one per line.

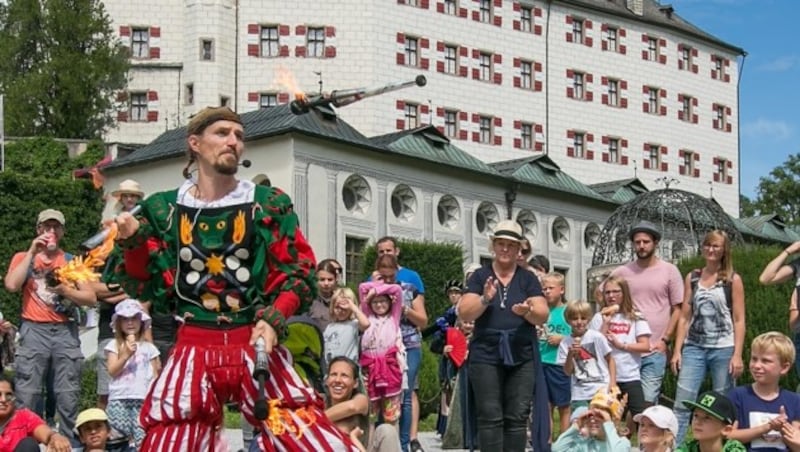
left=55, top=224, right=118, bottom=286
left=273, top=65, right=306, bottom=102
left=264, top=399, right=317, bottom=439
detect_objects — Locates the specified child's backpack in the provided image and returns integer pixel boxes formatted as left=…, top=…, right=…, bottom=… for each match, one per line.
left=689, top=269, right=734, bottom=310
left=284, top=315, right=326, bottom=394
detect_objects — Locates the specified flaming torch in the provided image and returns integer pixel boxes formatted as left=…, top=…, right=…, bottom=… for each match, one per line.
left=55, top=223, right=119, bottom=287
left=290, top=75, right=427, bottom=115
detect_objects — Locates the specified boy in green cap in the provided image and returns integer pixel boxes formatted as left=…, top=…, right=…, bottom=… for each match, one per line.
left=676, top=391, right=746, bottom=452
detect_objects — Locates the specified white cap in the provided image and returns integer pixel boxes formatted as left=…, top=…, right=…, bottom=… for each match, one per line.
left=633, top=405, right=678, bottom=437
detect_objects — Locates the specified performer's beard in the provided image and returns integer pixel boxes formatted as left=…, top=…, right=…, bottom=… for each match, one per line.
left=215, top=162, right=238, bottom=175
left=214, top=156, right=239, bottom=175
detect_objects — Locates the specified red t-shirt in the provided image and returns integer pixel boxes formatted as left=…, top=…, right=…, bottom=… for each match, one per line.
left=0, top=408, right=45, bottom=450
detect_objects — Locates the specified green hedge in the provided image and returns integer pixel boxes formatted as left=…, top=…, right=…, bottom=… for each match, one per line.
left=0, top=138, right=105, bottom=325
left=80, top=357, right=99, bottom=410
left=660, top=244, right=796, bottom=403
left=360, top=239, right=465, bottom=317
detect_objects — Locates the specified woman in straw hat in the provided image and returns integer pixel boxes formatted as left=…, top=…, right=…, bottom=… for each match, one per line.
left=458, top=219, right=549, bottom=452
left=111, top=180, right=144, bottom=213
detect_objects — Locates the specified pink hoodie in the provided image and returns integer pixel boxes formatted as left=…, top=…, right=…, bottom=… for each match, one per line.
left=358, top=281, right=405, bottom=400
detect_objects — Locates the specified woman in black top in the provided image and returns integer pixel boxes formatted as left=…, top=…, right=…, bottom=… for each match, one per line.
left=458, top=220, right=548, bottom=452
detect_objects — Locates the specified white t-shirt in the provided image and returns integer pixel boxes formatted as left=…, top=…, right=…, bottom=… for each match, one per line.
left=324, top=319, right=360, bottom=363
left=105, top=340, right=160, bottom=400
left=589, top=311, right=651, bottom=382
left=557, top=329, right=612, bottom=401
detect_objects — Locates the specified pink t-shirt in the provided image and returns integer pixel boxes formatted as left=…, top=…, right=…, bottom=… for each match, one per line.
left=612, top=259, right=683, bottom=351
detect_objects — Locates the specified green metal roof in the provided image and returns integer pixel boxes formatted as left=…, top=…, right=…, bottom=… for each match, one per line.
left=735, top=214, right=798, bottom=244
left=589, top=178, right=649, bottom=204
left=104, top=104, right=371, bottom=170
left=489, top=155, right=608, bottom=202
left=369, top=126, right=499, bottom=175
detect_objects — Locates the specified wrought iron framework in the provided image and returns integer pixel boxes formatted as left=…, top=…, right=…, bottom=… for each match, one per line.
left=591, top=188, right=743, bottom=267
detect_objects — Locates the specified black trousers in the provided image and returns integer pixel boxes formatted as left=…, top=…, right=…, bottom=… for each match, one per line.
left=468, top=360, right=535, bottom=452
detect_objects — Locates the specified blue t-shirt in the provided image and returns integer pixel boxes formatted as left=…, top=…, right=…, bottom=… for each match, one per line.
left=397, top=267, right=425, bottom=294
left=466, top=266, right=543, bottom=365
left=399, top=282, right=422, bottom=349
left=728, top=385, right=800, bottom=451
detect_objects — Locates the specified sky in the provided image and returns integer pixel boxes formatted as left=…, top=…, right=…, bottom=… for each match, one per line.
left=669, top=0, right=799, bottom=199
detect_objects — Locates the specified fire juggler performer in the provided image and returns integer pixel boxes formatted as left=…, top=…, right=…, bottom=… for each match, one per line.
left=111, top=107, right=356, bottom=451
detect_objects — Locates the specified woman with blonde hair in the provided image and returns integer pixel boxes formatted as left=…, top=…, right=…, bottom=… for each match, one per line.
left=670, top=230, right=745, bottom=444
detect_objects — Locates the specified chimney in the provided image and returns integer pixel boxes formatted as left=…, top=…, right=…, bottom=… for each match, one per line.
left=659, top=4, right=674, bottom=19
left=626, top=0, right=644, bottom=16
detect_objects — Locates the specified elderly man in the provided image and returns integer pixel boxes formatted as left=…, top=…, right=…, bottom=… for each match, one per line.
left=4, top=209, right=96, bottom=443
left=112, top=106, right=356, bottom=451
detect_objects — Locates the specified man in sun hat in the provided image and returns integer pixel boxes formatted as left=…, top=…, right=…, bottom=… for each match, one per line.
left=111, top=106, right=356, bottom=450
left=611, top=220, right=683, bottom=406
left=4, top=210, right=97, bottom=445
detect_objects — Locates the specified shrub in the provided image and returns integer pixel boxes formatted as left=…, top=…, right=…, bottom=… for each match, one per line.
left=80, top=357, right=99, bottom=410
left=361, top=239, right=465, bottom=317
left=418, top=342, right=441, bottom=418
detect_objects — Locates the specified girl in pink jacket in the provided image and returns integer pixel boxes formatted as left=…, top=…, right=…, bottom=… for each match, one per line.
left=358, top=281, right=405, bottom=426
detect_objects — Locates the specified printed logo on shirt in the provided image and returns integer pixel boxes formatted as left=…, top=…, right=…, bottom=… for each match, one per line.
left=748, top=411, right=786, bottom=449
left=573, top=342, right=604, bottom=384
left=608, top=321, right=631, bottom=335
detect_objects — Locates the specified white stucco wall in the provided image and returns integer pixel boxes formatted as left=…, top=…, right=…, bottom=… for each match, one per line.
left=101, top=0, right=742, bottom=216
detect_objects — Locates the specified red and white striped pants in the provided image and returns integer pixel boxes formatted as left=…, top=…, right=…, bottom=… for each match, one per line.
left=139, top=324, right=356, bottom=452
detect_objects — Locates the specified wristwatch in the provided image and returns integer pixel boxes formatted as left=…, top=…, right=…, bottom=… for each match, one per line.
left=480, top=295, right=491, bottom=306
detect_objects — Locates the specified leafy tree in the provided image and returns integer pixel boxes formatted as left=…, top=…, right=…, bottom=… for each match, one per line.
left=739, top=193, right=758, bottom=218
left=753, top=153, right=800, bottom=226
left=0, top=0, right=129, bottom=139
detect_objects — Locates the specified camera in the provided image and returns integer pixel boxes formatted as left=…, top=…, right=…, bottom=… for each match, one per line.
left=43, top=270, right=78, bottom=319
